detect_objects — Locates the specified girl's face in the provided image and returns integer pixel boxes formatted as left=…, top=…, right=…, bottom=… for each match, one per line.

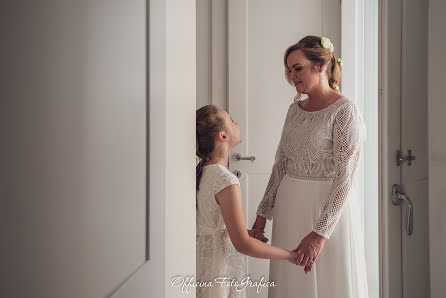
left=286, top=49, right=322, bottom=94
left=218, top=110, right=242, bottom=147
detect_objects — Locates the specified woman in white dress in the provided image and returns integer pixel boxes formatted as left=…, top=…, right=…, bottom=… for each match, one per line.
left=251, top=36, right=369, bottom=298
left=196, top=105, right=299, bottom=298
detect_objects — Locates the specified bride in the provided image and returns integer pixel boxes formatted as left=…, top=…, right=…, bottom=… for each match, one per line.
left=251, top=35, right=369, bottom=298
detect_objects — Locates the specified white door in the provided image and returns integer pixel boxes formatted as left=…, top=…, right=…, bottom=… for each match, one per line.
left=380, top=0, right=430, bottom=297
left=227, top=1, right=340, bottom=297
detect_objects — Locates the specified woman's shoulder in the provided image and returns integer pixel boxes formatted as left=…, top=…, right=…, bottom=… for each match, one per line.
left=332, top=97, right=362, bottom=118
left=284, top=101, right=300, bottom=119
left=288, top=101, right=299, bottom=111
left=336, top=96, right=356, bottom=109
left=333, top=97, right=366, bottom=137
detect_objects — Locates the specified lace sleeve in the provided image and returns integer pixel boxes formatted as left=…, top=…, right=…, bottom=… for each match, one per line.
left=313, top=102, right=365, bottom=239
left=256, top=104, right=294, bottom=220
left=214, top=168, right=240, bottom=195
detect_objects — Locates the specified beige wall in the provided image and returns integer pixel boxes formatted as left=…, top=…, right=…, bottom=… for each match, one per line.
left=196, top=0, right=341, bottom=111
left=112, top=0, right=197, bottom=296
left=196, top=0, right=227, bottom=109
left=428, top=0, right=446, bottom=297
left=196, top=0, right=213, bottom=108
left=0, top=1, right=146, bottom=297
left=0, top=1, right=196, bottom=297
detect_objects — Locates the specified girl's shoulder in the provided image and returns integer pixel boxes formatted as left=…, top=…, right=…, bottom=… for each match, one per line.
left=203, top=164, right=240, bottom=195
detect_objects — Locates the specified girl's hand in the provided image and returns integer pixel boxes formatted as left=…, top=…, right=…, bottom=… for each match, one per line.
left=287, top=251, right=299, bottom=264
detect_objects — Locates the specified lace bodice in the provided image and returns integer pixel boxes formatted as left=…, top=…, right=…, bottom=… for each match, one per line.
left=196, top=164, right=247, bottom=297
left=256, top=97, right=366, bottom=239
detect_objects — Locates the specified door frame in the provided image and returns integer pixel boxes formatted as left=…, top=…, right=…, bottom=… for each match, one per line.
left=379, top=0, right=404, bottom=297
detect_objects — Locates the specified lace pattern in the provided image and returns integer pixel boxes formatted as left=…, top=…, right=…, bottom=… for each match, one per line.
left=256, top=97, right=365, bottom=239
left=196, top=164, right=247, bottom=297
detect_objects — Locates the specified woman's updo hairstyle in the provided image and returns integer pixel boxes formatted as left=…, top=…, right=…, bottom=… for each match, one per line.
left=196, top=105, right=225, bottom=190
left=283, top=35, right=341, bottom=101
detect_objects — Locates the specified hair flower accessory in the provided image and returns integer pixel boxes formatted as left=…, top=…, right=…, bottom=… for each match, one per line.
left=337, top=58, right=343, bottom=67
left=321, top=37, right=334, bottom=53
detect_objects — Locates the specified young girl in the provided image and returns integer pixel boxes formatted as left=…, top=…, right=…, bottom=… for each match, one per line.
left=196, top=105, right=297, bottom=298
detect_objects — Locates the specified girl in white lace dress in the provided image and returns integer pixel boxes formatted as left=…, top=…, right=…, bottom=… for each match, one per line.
left=196, top=105, right=298, bottom=298
left=251, top=36, right=369, bottom=298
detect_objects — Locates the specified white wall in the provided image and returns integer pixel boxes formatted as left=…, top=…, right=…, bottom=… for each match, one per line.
left=0, top=1, right=146, bottom=297
left=428, top=0, right=446, bottom=297
left=363, top=0, right=380, bottom=297
left=342, top=1, right=380, bottom=297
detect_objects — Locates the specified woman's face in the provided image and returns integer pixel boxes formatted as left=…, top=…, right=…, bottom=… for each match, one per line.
left=286, top=49, right=321, bottom=94
left=218, top=110, right=242, bottom=147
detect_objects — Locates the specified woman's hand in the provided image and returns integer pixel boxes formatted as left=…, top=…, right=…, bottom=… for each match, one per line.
left=293, top=231, right=326, bottom=273
left=250, top=215, right=268, bottom=243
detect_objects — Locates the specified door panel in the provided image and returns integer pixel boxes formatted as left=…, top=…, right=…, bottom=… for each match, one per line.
left=400, top=0, right=429, bottom=297
left=380, top=0, right=430, bottom=297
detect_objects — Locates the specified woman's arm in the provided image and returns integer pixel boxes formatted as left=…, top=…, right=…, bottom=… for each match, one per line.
left=217, top=184, right=296, bottom=262
left=313, top=102, right=365, bottom=239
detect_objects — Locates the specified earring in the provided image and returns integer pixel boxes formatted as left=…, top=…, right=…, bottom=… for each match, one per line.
left=319, top=72, right=323, bottom=82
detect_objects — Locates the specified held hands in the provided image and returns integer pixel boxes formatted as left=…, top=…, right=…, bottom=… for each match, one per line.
left=292, top=231, right=326, bottom=274
left=249, top=217, right=325, bottom=274
left=287, top=250, right=300, bottom=264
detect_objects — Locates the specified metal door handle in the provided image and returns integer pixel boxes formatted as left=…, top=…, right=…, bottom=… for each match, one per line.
left=233, top=153, right=256, bottom=161
left=392, top=184, right=414, bottom=235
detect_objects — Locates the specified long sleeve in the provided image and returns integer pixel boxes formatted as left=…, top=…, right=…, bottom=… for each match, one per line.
left=256, top=104, right=294, bottom=220
left=313, top=102, right=365, bottom=239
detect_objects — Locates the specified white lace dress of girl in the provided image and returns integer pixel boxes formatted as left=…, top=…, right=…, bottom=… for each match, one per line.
left=196, top=164, right=247, bottom=298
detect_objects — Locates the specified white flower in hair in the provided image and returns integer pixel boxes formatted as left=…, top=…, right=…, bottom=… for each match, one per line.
left=337, top=58, right=343, bottom=67
left=321, top=37, right=334, bottom=52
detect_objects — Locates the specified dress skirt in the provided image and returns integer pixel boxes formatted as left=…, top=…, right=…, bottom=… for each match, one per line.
left=268, top=174, right=369, bottom=298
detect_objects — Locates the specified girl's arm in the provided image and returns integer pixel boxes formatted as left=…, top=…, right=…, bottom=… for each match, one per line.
left=216, top=184, right=296, bottom=262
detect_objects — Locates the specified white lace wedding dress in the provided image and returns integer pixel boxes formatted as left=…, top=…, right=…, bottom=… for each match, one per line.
left=257, top=97, right=369, bottom=298
left=196, top=164, right=247, bottom=298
